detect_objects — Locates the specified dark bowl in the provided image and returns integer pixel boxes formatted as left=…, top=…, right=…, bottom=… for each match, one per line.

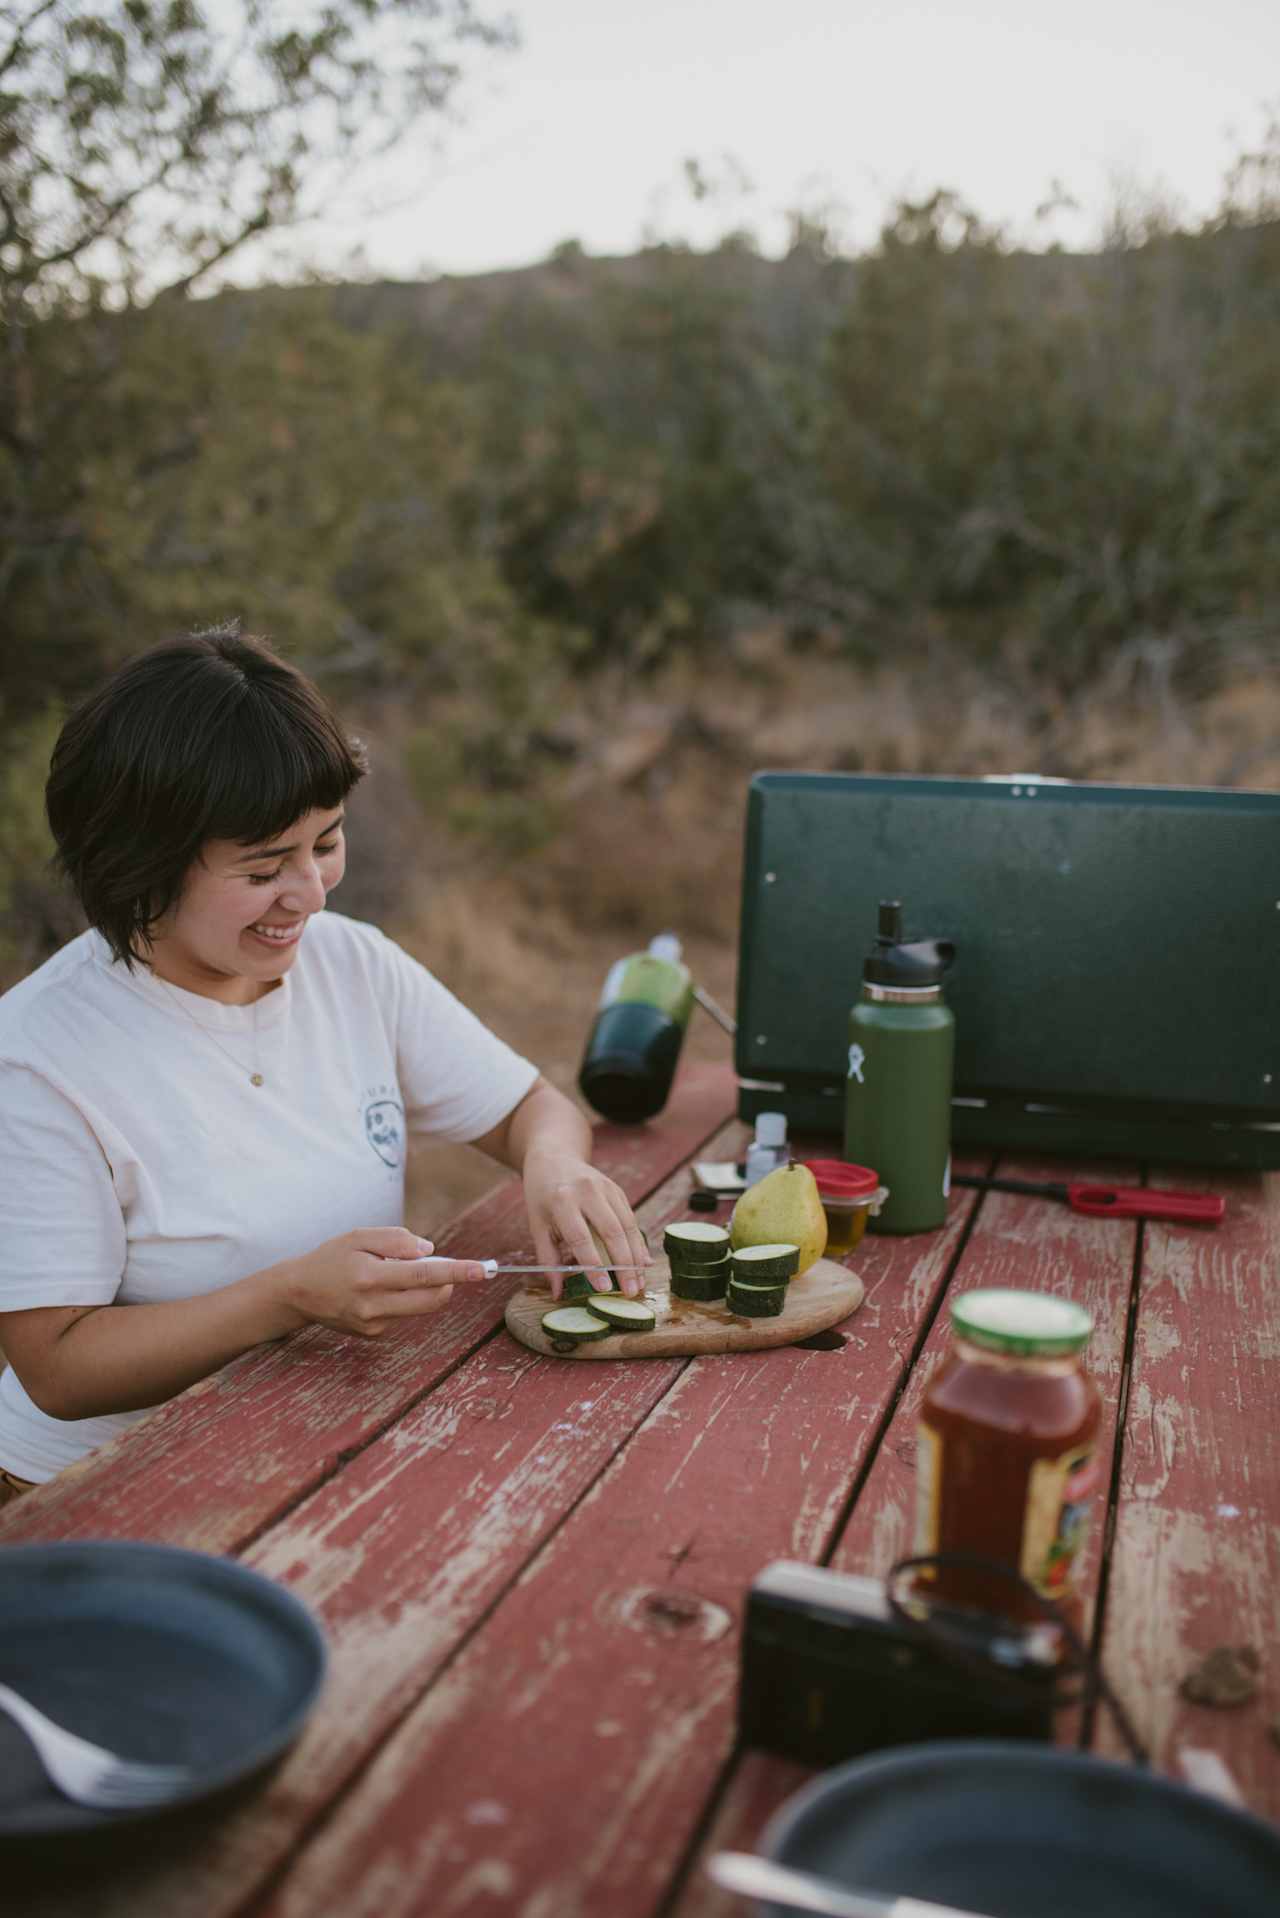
left=760, top=1740, right=1280, bottom=1918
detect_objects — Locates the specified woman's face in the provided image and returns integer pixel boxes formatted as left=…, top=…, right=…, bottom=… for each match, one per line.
left=147, top=807, right=347, bottom=1002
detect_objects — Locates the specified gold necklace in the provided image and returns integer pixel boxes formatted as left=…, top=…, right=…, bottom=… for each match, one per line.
left=156, top=978, right=265, bottom=1087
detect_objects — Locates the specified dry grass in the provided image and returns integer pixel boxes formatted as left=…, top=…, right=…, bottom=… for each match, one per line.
left=381, top=647, right=1279, bottom=1228
left=4, top=648, right=1276, bottom=1238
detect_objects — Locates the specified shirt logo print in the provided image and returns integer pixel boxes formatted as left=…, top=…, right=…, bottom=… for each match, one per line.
left=364, top=1097, right=405, bottom=1169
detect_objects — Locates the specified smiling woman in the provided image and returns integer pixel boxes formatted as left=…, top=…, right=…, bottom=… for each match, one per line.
left=0, top=627, right=648, bottom=1495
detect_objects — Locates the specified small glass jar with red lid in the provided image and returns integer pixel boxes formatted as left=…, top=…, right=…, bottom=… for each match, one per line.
left=914, top=1288, right=1102, bottom=1625
left=800, top=1159, right=884, bottom=1253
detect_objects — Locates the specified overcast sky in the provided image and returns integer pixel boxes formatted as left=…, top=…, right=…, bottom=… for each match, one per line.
left=248, top=0, right=1280, bottom=282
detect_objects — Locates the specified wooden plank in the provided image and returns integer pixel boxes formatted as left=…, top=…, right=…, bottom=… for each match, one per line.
left=1093, top=1166, right=1280, bottom=1819
left=666, top=1751, right=819, bottom=1918
left=0, top=1061, right=736, bottom=1554
left=666, top=1155, right=1144, bottom=1918
left=216, top=1174, right=990, bottom=1918
left=505, top=1257, right=864, bottom=1359
left=827, top=1156, right=1142, bottom=1612
left=2, top=1127, right=748, bottom=1918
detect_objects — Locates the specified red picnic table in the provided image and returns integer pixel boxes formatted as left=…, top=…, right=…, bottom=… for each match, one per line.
left=2, top=1058, right=1276, bottom=1915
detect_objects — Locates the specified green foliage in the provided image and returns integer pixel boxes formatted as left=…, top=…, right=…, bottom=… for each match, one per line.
left=0, top=706, right=77, bottom=975
left=0, top=2, right=514, bottom=306
left=819, top=183, right=1280, bottom=678
left=0, top=0, right=515, bottom=719
left=2, top=21, right=1279, bottom=970
left=462, top=246, right=802, bottom=669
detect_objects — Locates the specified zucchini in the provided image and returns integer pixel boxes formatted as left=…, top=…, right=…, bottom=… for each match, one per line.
left=560, top=1270, right=615, bottom=1300
left=670, top=1261, right=730, bottom=1301
left=584, top=1295, right=657, bottom=1332
left=726, top=1280, right=788, bottom=1319
left=662, top=1222, right=731, bottom=1263
left=728, top=1243, right=800, bottom=1283
left=540, top=1306, right=614, bottom=1343
left=668, top=1246, right=730, bottom=1275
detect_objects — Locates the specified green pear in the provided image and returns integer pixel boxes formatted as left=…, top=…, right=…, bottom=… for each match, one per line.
left=729, top=1163, right=828, bottom=1276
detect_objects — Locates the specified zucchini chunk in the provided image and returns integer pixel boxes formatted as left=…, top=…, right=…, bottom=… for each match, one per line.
left=728, top=1243, right=800, bottom=1283
left=670, top=1260, right=730, bottom=1301
left=540, top=1306, right=614, bottom=1343
left=584, top=1295, right=657, bottom=1332
left=662, top=1222, right=731, bottom=1263
left=560, top=1270, right=616, bottom=1300
left=725, top=1280, right=788, bottom=1319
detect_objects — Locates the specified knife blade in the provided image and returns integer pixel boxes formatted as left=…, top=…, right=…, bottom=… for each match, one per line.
left=480, top=1261, right=651, bottom=1276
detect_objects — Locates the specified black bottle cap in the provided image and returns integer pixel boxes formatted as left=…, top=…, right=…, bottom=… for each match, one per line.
left=863, top=899, right=956, bottom=987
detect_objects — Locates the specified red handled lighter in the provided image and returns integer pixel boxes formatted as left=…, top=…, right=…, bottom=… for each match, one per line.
left=951, top=1176, right=1224, bottom=1224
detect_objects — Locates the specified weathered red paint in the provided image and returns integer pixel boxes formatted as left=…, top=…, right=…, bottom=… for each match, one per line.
left=1095, top=1166, right=1280, bottom=1820
left=233, top=1173, right=989, bottom=1918
left=0, top=1061, right=736, bottom=1553
left=2, top=1087, right=1273, bottom=1917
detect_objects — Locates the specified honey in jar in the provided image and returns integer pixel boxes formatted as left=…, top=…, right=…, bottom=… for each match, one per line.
left=914, top=1288, right=1101, bottom=1624
left=800, top=1159, right=882, bottom=1253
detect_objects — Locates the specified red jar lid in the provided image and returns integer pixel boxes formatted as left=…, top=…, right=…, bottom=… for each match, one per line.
left=801, top=1158, right=879, bottom=1200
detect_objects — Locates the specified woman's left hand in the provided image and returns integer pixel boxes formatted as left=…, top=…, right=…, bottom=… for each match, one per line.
left=521, top=1150, right=651, bottom=1298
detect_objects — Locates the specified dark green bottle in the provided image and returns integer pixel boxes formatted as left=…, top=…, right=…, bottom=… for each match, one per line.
left=578, top=934, right=695, bottom=1123
left=843, top=901, right=956, bottom=1234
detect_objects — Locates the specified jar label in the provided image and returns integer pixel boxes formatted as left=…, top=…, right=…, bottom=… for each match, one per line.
left=913, top=1420, right=943, bottom=1559
left=1019, top=1445, right=1099, bottom=1597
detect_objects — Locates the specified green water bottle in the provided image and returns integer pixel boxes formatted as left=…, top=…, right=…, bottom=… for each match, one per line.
left=578, top=933, right=695, bottom=1123
left=843, top=900, right=956, bottom=1234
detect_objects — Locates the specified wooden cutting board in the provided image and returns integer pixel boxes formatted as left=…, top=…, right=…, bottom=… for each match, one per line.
left=503, top=1256, right=864, bottom=1360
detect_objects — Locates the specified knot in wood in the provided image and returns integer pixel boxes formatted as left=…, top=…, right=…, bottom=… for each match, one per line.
left=616, top=1585, right=732, bottom=1643
left=1180, top=1644, right=1261, bottom=1708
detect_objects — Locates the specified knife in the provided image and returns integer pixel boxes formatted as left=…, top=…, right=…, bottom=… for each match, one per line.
left=951, top=1175, right=1224, bottom=1223
left=479, top=1261, right=651, bottom=1277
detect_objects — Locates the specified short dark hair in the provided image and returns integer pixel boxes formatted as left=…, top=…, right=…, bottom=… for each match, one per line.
left=46, top=625, right=368, bottom=965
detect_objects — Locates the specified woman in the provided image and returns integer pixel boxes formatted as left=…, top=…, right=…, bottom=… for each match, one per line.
left=0, top=628, right=649, bottom=1498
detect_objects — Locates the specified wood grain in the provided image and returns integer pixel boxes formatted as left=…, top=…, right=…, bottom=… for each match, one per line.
left=0, top=1060, right=736, bottom=1554
left=827, top=1155, right=1142, bottom=1610
left=1, top=1124, right=749, bottom=1918
left=1094, top=1165, right=1280, bottom=1820
left=666, top=1750, right=819, bottom=1918
left=668, top=1154, right=1146, bottom=1918
left=504, top=1256, right=864, bottom=1360
left=228, top=1172, right=989, bottom=1918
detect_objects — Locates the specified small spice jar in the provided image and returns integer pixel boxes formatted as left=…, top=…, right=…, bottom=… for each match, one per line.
left=800, top=1159, right=884, bottom=1254
left=914, top=1288, right=1101, bottom=1625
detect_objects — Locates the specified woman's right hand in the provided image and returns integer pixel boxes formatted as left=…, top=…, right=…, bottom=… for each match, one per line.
left=270, top=1228, right=487, bottom=1339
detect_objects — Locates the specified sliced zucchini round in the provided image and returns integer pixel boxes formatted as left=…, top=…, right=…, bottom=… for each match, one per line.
left=726, top=1280, right=788, bottom=1319
left=560, top=1269, right=616, bottom=1300
left=670, top=1261, right=730, bottom=1301
left=584, top=1295, right=657, bottom=1332
left=729, top=1243, right=800, bottom=1282
left=662, top=1222, right=731, bottom=1263
left=540, top=1306, right=614, bottom=1343
left=668, top=1246, right=730, bottom=1275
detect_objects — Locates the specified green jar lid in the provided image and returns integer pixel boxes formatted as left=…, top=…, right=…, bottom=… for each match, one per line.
left=950, top=1288, right=1093, bottom=1356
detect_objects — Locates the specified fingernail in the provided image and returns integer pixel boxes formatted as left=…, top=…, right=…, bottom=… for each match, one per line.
left=417, top=1237, right=434, bottom=1254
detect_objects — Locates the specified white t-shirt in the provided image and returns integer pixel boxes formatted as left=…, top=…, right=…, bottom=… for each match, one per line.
left=0, top=911, right=539, bottom=1480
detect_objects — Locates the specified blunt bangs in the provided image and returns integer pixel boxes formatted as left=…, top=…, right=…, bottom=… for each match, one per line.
left=187, top=666, right=361, bottom=853
left=46, top=626, right=368, bottom=966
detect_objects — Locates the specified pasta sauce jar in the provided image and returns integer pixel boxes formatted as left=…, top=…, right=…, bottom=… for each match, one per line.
left=914, top=1288, right=1101, bottom=1625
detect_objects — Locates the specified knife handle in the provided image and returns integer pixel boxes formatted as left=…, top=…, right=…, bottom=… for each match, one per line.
left=1067, top=1184, right=1225, bottom=1223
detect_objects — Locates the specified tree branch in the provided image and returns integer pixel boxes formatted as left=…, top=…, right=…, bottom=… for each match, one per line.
left=0, top=0, right=61, bottom=84
left=153, top=207, right=272, bottom=301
